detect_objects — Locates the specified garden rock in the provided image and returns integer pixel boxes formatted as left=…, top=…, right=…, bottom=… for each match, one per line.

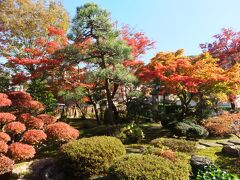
left=199, top=141, right=222, bottom=147
left=222, top=145, right=240, bottom=157
left=228, top=139, right=240, bottom=145
left=10, top=161, right=33, bottom=179
left=216, top=141, right=235, bottom=146
left=190, top=155, right=213, bottom=176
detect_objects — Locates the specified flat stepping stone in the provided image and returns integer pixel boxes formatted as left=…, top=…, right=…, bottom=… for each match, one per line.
left=216, top=141, right=235, bottom=146
left=199, top=142, right=222, bottom=147
left=228, top=139, right=240, bottom=145
left=196, top=144, right=207, bottom=149
left=126, top=147, right=144, bottom=154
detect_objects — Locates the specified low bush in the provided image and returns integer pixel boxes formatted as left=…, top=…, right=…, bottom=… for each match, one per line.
left=151, top=138, right=196, bottom=153
left=0, top=140, right=8, bottom=153
left=9, top=142, right=36, bottom=161
left=0, top=155, right=14, bottom=175
left=0, top=132, right=11, bottom=142
left=4, top=121, right=26, bottom=135
left=202, top=112, right=240, bottom=137
left=108, top=154, right=190, bottom=180
left=22, top=130, right=47, bottom=145
left=46, top=122, right=79, bottom=143
left=0, top=113, right=16, bottom=124
left=174, top=121, right=209, bottom=139
left=60, top=136, right=126, bottom=178
left=196, top=165, right=238, bottom=180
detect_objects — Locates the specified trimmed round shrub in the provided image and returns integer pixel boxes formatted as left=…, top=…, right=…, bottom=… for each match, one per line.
left=0, top=140, right=8, bottom=154
left=19, top=114, right=44, bottom=129
left=9, top=142, right=36, bottom=161
left=0, top=132, right=11, bottom=142
left=151, top=138, right=196, bottom=153
left=60, top=136, right=126, bottom=178
left=0, top=98, right=12, bottom=107
left=108, top=154, right=190, bottom=180
left=4, top=121, right=26, bottom=135
left=0, top=113, right=16, bottom=124
left=0, top=155, right=14, bottom=175
left=25, top=117, right=44, bottom=129
left=46, top=122, right=79, bottom=143
left=174, top=122, right=209, bottom=139
left=37, top=114, right=57, bottom=125
left=22, top=130, right=47, bottom=145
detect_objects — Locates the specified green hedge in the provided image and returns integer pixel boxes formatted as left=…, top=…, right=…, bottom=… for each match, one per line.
left=108, top=154, right=190, bottom=180
left=60, top=136, right=126, bottom=178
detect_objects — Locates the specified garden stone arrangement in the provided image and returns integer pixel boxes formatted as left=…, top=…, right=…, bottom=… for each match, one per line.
left=0, top=1, right=240, bottom=179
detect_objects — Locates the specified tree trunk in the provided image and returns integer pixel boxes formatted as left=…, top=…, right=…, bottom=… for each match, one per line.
left=104, top=79, right=115, bottom=124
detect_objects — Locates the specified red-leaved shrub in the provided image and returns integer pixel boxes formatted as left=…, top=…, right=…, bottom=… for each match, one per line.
left=0, top=155, right=14, bottom=175
left=0, top=113, right=16, bottom=124
left=4, top=122, right=26, bottom=135
left=0, top=132, right=11, bottom=142
left=0, top=140, right=8, bottom=154
left=37, top=114, right=57, bottom=125
left=25, top=117, right=44, bottom=129
left=9, top=142, right=36, bottom=161
left=23, top=130, right=47, bottom=145
left=0, top=98, right=12, bottom=107
left=46, top=122, right=79, bottom=142
left=203, top=112, right=240, bottom=136
left=155, top=149, right=176, bottom=161
left=18, top=113, right=31, bottom=123
left=8, top=91, right=32, bottom=102
left=0, top=93, right=8, bottom=99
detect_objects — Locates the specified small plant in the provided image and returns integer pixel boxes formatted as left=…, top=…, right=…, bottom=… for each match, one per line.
left=154, top=149, right=177, bottom=161
left=118, top=122, right=145, bottom=143
left=196, top=165, right=238, bottom=180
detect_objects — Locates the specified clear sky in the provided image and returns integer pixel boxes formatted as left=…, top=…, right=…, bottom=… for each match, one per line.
left=62, top=0, right=240, bottom=62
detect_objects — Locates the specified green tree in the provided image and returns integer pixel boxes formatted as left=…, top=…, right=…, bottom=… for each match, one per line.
left=69, top=3, right=137, bottom=124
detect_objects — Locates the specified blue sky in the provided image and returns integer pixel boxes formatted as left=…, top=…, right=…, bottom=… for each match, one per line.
left=62, top=0, right=240, bottom=62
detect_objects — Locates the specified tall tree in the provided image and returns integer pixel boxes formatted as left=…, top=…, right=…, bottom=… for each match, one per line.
left=68, top=3, right=137, bottom=124
left=0, top=0, right=70, bottom=58
left=200, top=28, right=240, bottom=110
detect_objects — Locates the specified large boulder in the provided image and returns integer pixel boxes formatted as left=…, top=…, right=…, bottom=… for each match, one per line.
left=190, top=155, right=213, bottom=176
left=222, top=145, right=240, bottom=157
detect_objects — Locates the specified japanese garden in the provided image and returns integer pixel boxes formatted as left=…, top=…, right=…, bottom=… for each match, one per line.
left=0, top=0, right=240, bottom=179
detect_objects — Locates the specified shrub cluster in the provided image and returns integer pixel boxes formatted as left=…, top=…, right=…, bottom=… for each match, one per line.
left=60, top=136, right=126, bottom=178
left=0, top=92, right=79, bottom=173
left=202, top=112, right=240, bottom=137
left=108, top=154, right=190, bottom=180
left=151, top=138, right=197, bottom=153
